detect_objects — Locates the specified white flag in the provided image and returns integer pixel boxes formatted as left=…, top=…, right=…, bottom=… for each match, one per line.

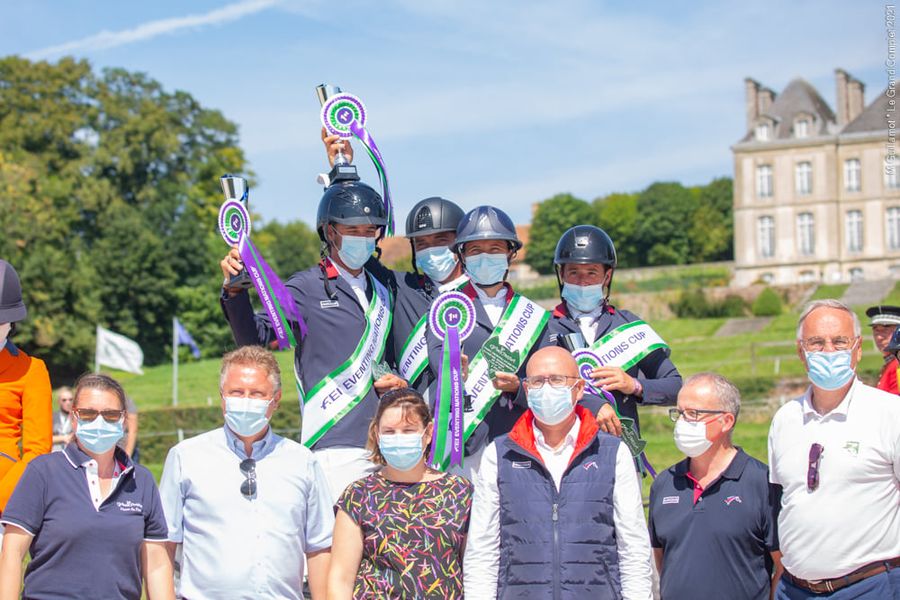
left=95, top=325, right=144, bottom=375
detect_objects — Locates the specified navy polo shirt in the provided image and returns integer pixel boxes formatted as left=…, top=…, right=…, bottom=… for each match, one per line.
left=1, top=443, right=168, bottom=600
left=648, top=448, right=779, bottom=600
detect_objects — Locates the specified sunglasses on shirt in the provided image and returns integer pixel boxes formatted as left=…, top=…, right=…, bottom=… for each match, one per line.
left=808, top=443, right=824, bottom=492
left=73, top=408, right=126, bottom=423
left=240, top=458, right=257, bottom=499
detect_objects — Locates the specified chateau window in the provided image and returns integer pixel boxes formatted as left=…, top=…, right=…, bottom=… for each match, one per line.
left=886, top=157, right=899, bottom=190
left=887, top=207, right=900, bottom=250
left=756, top=165, right=773, bottom=198
left=797, top=212, right=815, bottom=255
left=846, top=210, right=863, bottom=252
left=844, top=159, right=861, bottom=192
left=755, top=123, right=770, bottom=141
left=795, top=162, right=812, bottom=196
left=795, top=119, right=810, bottom=138
left=758, top=216, right=775, bottom=258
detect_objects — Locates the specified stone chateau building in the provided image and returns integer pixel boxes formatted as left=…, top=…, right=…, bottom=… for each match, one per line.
left=732, top=69, right=896, bottom=286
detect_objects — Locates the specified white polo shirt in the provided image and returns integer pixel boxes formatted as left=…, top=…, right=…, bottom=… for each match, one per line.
left=768, top=379, right=900, bottom=580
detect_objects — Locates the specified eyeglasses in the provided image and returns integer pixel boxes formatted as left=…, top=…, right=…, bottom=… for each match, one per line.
left=668, top=408, right=726, bottom=423
left=73, top=408, right=125, bottom=423
left=807, top=443, right=824, bottom=492
left=799, top=336, right=858, bottom=353
left=240, top=458, right=257, bottom=499
left=522, top=375, right=580, bottom=390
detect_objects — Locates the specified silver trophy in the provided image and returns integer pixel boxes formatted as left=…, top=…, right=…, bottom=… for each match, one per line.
left=316, top=83, right=349, bottom=167
left=221, top=174, right=253, bottom=290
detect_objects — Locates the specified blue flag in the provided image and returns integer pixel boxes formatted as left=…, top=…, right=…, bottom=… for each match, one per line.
left=174, top=318, right=201, bottom=358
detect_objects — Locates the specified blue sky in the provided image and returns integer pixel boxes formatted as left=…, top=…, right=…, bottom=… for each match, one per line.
left=0, top=1, right=885, bottom=227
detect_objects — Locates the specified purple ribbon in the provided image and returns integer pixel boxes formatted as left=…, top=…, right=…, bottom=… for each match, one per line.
left=447, top=324, right=464, bottom=467
left=239, top=236, right=308, bottom=348
left=348, top=120, right=395, bottom=236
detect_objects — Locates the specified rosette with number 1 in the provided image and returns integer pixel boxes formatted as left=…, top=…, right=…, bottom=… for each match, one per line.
left=320, top=92, right=395, bottom=236
left=427, top=291, right=476, bottom=469
left=218, top=175, right=307, bottom=349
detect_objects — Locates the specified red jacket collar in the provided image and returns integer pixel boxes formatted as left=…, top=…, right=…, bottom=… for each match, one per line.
left=552, top=300, right=616, bottom=319
left=462, top=281, right=514, bottom=305
left=508, top=404, right=599, bottom=467
left=319, top=257, right=340, bottom=279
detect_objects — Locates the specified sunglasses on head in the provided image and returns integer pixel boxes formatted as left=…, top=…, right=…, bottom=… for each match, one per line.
left=73, top=408, right=125, bottom=423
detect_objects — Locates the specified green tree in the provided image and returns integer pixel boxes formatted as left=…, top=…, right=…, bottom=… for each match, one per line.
left=525, top=194, right=594, bottom=275
left=689, top=177, right=733, bottom=262
left=255, top=220, right=322, bottom=277
left=594, top=192, right=639, bottom=267
left=0, top=57, right=250, bottom=375
left=634, top=182, right=696, bottom=266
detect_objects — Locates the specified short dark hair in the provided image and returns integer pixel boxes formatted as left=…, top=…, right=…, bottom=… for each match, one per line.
left=73, top=373, right=127, bottom=411
left=366, top=388, right=431, bottom=466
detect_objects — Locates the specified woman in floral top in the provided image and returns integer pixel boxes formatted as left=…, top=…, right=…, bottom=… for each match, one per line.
left=328, top=388, right=473, bottom=599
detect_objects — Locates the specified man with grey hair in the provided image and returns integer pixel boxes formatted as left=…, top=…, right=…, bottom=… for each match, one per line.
left=158, top=346, right=334, bottom=599
left=768, top=299, right=900, bottom=598
left=649, top=372, right=782, bottom=599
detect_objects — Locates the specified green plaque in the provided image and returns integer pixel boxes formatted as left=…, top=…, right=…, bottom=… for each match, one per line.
left=619, top=417, right=647, bottom=458
left=481, top=338, right=521, bottom=379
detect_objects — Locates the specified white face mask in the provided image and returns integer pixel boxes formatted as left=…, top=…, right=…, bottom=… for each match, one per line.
left=673, top=419, right=713, bottom=458
left=0, top=323, right=10, bottom=349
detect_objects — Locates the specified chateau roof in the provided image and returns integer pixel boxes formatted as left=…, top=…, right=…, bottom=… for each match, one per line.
left=842, top=89, right=891, bottom=134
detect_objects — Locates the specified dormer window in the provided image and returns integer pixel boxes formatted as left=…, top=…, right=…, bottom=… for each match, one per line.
left=795, top=118, right=810, bottom=138
left=755, top=123, right=770, bottom=141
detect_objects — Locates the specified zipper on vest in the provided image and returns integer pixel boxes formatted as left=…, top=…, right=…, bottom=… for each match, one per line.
left=552, top=500, right=561, bottom=600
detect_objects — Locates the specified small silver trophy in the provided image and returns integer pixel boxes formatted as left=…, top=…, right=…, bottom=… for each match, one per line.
left=220, top=174, right=253, bottom=290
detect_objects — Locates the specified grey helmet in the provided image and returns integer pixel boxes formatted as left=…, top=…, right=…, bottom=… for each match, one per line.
left=0, top=260, right=26, bottom=323
left=554, top=225, right=617, bottom=268
left=452, top=206, right=522, bottom=254
left=405, top=197, right=465, bottom=238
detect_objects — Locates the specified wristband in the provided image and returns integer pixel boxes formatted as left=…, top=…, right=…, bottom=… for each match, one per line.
left=632, top=378, right=643, bottom=397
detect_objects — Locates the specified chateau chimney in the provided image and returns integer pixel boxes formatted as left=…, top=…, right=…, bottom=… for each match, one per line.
left=745, top=78, right=760, bottom=130
left=758, top=87, right=775, bottom=115
left=835, top=69, right=850, bottom=126
left=847, top=78, right=866, bottom=124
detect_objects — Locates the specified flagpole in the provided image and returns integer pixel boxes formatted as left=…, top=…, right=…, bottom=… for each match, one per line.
left=172, top=317, right=179, bottom=407
left=95, top=325, right=100, bottom=373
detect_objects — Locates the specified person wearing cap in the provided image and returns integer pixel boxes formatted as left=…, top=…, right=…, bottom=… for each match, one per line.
left=865, top=305, right=900, bottom=395
left=768, top=299, right=900, bottom=598
left=0, top=260, right=52, bottom=546
left=51, top=387, right=74, bottom=452
left=425, top=206, right=556, bottom=478
left=220, top=172, right=405, bottom=502
left=649, top=373, right=782, bottom=600
left=544, top=226, right=681, bottom=459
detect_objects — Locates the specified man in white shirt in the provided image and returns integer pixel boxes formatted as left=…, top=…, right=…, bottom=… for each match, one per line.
left=768, top=299, right=900, bottom=599
left=159, top=346, right=333, bottom=599
left=464, top=346, right=652, bottom=600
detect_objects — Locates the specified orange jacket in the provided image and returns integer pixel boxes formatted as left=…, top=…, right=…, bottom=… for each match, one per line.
left=0, top=343, right=52, bottom=513
left=878, top=356, right=900, bottom=395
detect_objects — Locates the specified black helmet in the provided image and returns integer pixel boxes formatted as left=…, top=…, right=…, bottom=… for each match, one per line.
left=453, top=206, right=522, bottom=253
left=554, top=225, right=617, bottom=268
left=316, top=180, right=387, bottom=242
left=405, top=197, right=465, bottom=238
left=0, top=260, right=26, bottom=323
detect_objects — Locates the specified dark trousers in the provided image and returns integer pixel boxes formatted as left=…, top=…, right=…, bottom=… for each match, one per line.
left=776, top=568, right=900, bottom=600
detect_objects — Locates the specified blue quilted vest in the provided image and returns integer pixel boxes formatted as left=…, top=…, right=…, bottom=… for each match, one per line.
left=495, top=409, right=622, bottom=599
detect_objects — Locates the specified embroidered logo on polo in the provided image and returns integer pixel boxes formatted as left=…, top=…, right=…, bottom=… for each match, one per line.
left=512, top=461, right=531, bottom=469
left=843, top=441, right=860, bottom=456
left=724, top=496, right=742, bottom=506
left=662, top=496, right=680, bottom=505
left=117, top=500, right=143, bottom=513
left=583, top=461, right=598, bottom=471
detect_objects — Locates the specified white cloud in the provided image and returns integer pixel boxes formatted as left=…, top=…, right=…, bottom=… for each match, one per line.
left=26, top=0, right=280, bottom=60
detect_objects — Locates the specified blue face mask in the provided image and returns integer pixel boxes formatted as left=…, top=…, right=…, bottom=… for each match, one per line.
left=224, top=397, right=272, bottom=437
left=562, top=283, right=605, bottom=313
left=76, top=416, right=124, bottom=454
left=416, top=245, right=458, bottom=283
left=338, top=234, right=377, bottom=270
left=465, top=253, right=508, bottom=286
left=805, top=350, right=856, bottom=390
left=528, top=384, right=575, bottom=426
left=378, top=432, right=425, bottom=471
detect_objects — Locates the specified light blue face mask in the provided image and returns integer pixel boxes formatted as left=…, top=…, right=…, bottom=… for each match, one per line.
left=527, top=384, right=576, bottom=426
left=378, top=432, right=425, bottom=471
left=805, top=350, right=856, bottom=390
left=76, top=416, right=124, bottom=454
left=338, top=234, right=377, bottom=270
left=465, top=253, right=508, bottom=286
left=224, top=397, right=272, bottom=437
left=416, top=245, right=458, bottom=283
left=562, top=283, right=605, bottom=313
